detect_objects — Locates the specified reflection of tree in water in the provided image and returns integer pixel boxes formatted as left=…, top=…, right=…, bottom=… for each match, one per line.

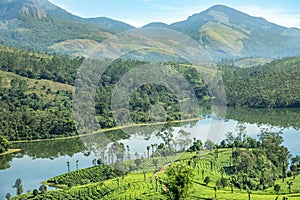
left=81, top=121, right=198, bottom=163
left=0, top=153, right=13, bottom=170
left=12, top=137, right=86, bottom=159
left=226, top=108, right=300, bottom=129
left=120, top=121, right=198, bottom=140
left=9, top=121, right=199, bottom=163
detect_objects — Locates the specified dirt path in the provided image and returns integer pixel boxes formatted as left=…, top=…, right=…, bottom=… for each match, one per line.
left=152, top=163, right=171, bottom=178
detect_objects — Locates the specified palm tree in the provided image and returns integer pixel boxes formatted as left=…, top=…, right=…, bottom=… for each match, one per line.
left=147, top=146, right=150, bottom=159
left=108, top=148, right=113, bottom=164
left=152, top=159, right=159, bottom=170
left=66, top=161, right=70, bottom=172
left=151, top=144, right=155, bottom=154
left=126, top=145, right=130, bottom=160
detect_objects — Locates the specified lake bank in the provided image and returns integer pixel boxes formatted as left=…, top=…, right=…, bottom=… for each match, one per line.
left=11, top=117, right=202, bottom=144
left=0, top=149, right=22, bottom=156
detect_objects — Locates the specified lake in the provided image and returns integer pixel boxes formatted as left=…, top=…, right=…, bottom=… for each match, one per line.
left=0, top=108, right=299, bottom=199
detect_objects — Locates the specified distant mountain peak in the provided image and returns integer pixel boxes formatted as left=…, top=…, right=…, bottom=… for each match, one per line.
left=143, top=22, right=169, bottom=28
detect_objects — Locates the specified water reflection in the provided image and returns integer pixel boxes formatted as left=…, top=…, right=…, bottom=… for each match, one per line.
left=0, top=108, right=299, bottom=199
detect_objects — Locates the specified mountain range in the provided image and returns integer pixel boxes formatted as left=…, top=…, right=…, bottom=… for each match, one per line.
left=0, top=0, right=300, bottom=60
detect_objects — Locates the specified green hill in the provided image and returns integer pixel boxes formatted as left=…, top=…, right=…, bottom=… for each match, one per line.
left=0, top=45, right=299, bottom=143
left=11, top=146, right=300, bottom=200
left=223, top=57, right=300, bottom=108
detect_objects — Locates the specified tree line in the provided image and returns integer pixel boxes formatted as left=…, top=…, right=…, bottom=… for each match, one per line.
left=0, top=45, right=299, bottom=146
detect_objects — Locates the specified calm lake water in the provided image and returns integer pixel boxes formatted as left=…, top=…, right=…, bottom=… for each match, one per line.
left=0, top=108, right=299, bottom=199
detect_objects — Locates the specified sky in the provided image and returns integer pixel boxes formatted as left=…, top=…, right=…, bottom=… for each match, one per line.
left=48, top=0, right=300, bottom=28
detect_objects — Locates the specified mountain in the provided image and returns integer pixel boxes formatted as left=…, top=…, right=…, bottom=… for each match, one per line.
left=145, top=5, right=300, bottom=60
left=0, top=0, right=134, bottom=51
left=86, top=17, right=134, bottom=31
left=0, top=1, right=300, bottom=60
left=143, top=22, right=169, bottom=28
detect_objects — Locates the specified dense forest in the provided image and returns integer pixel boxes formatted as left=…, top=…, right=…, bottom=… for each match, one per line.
left=222, top=57, right=300, bottom=108
left=0, top=45, right=299, bottom=143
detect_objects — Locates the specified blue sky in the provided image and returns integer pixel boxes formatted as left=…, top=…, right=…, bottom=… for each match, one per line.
left=48, top=0, right=300, bottom=28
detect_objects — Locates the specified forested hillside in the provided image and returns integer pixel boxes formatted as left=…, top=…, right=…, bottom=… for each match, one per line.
left=0, top=46, right=299, bottom=143
left=222, top=57, right=300, bottom=108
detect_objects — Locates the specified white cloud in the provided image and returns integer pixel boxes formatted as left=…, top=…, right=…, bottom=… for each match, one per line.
left=237, top=5, right=300, bottom=28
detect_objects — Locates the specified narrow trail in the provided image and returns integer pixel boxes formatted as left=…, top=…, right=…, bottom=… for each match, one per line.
left=152, top=163, right=171, bottom=178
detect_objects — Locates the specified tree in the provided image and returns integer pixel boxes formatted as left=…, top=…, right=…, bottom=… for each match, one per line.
left=92, top=159, right=97, bottom=166
left=274, top=184, right=280, bottom=194
left=214, top=186, right=217, bottom=198
left=287, top=181, right=293, bottom=194
left=126, top=145, right=130, bottom=160
left=153, top=159, right=159, bottom=170
left=225, top=132, right=235, bottom=147
left=134, top=158, right=142, bottom=170
left=188, top=138, right=202, bottom=152
left=5, top=193, right=11, bottom=200
left=204, top=140, right=215, bottom=151
left=33, top=189, right=39, bottom=196
left=165, top=162, right=194, bottom=200
left=177, top=130, right=191, bottom=151
left=39, top=184, right=47, bottom=194
left=246, top=187, right=251, bottom=200
left=12, top=178, right=23, bottom=195
left=111, top=142, right=126, bottom=162
left=76, top=160, right=79, bottom=170
left=204, top=176, right=211, bottom=186
left=147, top=146, right=150, bottom=159
left=156, top=126, right=174, bottom=151
left=97, top=158, right=103, bottom=166
left=290, top=155, right=300, bottom=178
left=220, top=177, right=228, bottom=188
left=66, top=161, right=70, bottom=172
left=0, top=136, right=10, bottom=153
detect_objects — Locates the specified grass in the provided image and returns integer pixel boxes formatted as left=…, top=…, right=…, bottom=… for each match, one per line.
left=0, top=70, right=73, bottom=99
left=199, top=21, right=247, bottom=54
left=49, top=39, right=101, bottom=57
left=0, top=149, right=21, bottom=156
left=234, top=57, right=273, bottom=68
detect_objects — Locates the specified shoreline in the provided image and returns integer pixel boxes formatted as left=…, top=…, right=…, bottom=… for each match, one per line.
left=11, top=117, right=202, bottom=144
left=0, top=149, right=22, bottom=156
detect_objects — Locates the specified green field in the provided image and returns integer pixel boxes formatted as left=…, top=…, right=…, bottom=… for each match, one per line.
left=10, top=149, right=300, bottom=199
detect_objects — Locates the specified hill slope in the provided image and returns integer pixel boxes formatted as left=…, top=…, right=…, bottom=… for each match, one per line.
left=1, top=1, right=299, bottom=59
left=0, top=0, right=134, bottom=51
left=145, top=5, right=300, bottom=60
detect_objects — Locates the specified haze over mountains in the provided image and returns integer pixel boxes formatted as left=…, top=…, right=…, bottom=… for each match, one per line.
left=0, top=0, right=300, bottom=60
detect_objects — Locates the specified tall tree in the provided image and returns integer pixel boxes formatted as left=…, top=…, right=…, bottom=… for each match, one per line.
left=147, top=146, right=150, bottom=159
left=12, top=178, right=23, bottom=195
left=66, top=161, right=70, bottom=172
left=204, top=140, right=215, bottom=151
left=76, top=160, right=79, bottom=170
left=39, top=184, right=47, bottom=194
left=5, top=193, right=11, bottom=200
